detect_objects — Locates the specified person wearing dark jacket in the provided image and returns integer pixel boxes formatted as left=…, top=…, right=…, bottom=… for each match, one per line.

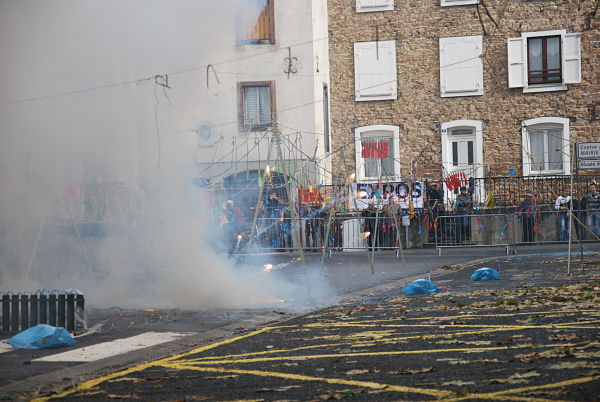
left=582, top=183, right=600, bottom=237
left=427, top=183, right=445, bottom=242
left=517, top=193, right=535, bottom=243
left=454, top=186, right=472, bottom=243
left=361, top=202, right=377, bottom=251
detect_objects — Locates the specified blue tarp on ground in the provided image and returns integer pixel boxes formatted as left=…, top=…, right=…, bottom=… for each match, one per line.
left=3, top=324, right=76, bottom=350
left=471, top=267, right=500, bottom=281
left=402, top=279, right=441, bottom=296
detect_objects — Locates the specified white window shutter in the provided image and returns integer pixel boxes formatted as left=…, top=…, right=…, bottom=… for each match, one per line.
left=439, top=36, right=483, bottom=97
left=507, top=37, right=527, bottom=88
left=562, top=33, right=581, bottom=84
left=356, top=0, right=394, bottom=13
left=354, top=40, right=397, bottom=101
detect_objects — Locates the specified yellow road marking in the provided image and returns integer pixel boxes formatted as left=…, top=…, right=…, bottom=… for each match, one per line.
left=447, top=375, right=599, bottom=401
left=184, top=327, right=523, bottom=363
left=304, top=309, right=600, bottom=323
left=303, top=322, right=599, bottom=330
left=181, top=343, right=580, bottom=366
left=31, top=326, right=274, bottom=401
left=160, top=362, right=453, bottom=398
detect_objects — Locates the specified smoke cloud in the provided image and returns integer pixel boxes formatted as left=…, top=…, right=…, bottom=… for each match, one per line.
left=0, top=0, right=336, bottom=312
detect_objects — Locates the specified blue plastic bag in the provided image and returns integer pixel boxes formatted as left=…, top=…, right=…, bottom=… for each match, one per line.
left=471, top=267, right=500, bottom=281
left=4, top=324, right=76, bottom=350
left=402, top=279, right=441, bottom=296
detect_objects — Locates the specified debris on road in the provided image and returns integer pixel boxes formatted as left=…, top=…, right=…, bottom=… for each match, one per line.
left=4, top=324, right=75, bottom=350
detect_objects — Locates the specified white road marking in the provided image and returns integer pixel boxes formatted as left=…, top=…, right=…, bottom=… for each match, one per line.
left=34, top=331, right=190, bottom=362
left=0, top=341, right=14, bottom=354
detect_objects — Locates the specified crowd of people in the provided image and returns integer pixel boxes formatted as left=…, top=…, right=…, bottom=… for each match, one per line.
left=516, top=181, right=600, bottom=243
left=214, top=181, right=600, bottom=253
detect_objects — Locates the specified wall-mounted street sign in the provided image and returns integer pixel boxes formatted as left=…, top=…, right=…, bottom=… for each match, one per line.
left=579, top=160, right=600, bottom=169
left=577, top=142, right=600, bottom=169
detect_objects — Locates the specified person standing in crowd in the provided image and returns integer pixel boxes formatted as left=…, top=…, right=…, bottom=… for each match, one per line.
left=570, top=190, right=584, bottom=240
left=361, top=201, right=377, bottom=251
left=517, top=193, right=535, bottom=243
left=454, top=186, right=472, bottom=243
left=582, top=182, right=600, bottom=237
left=555, top=188, right=571, bottom=241
left=281, top=204, right=293, bottom=249
left=301, top=204, right=319, bottom=251
left=219, top=200, right=238, bottom=253
left=265, top=192, right=283, bottom=249
left=427, top=182, right=445, bottom=242
left=382, top=196, right=400, bottom=248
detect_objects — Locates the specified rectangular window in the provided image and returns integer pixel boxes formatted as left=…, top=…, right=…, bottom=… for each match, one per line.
left=528, top=125, right=563, bottom=172
left=527, top=36, right=561, bottom=84
left=237, top=0, right=275, bottom=45
left=238, top=82, right=275, bottom=130
left=452, top=142, right=459, bottom=166
left=362, top=137, right=394, bottom=178
left=507, top=30, right=581, bottom=92
left=467, top=141, right=474, bottom=165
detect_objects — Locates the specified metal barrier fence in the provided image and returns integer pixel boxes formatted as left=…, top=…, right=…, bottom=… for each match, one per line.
left=511, top=208, right=600, bottom=245
left=1, top=291, right=85, bottom=335
left=433, top=209, right=600, bottom=254
left=232, top=216, right=414, bottom=254
left=434, top=214, right=512, bottom=255
left=468, top=175, right=600, bottom=208
left=226, top=209, right=600, bottom=255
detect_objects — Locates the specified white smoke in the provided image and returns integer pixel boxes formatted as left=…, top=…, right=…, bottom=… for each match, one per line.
left=0, top=0, right=336, bottom=311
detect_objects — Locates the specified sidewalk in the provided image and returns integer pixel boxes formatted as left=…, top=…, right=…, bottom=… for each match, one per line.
left=20, top=252, right=600, bottom=401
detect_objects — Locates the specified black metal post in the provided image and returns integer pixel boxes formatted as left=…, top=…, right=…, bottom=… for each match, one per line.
left=1, top=295, right=10, bottom=333
left=30, top=294, right=39, bottom=327
left=66, top=294, right=75, bottom=331
left=48, top=294, right=57, bottom=327
left=39, top=294, right=48, bottom=324
left=11, top=296, right=19, bottom=332
left=57, top=294, right=66, bottom=328
left=20, top=295, right=29, bottom=332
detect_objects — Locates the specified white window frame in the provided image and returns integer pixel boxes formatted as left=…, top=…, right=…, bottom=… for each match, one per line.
left=439, top=35, right=484, bottom=97
left=354, top=40, right=397, bottom=102
left=440, top=120, right=484, bottom=201
left=440, top=0, right=479, bottom=6
left=355, top=125, right=400, bottom=182
left=356, top=0, right=394, bottom=13
left=508, top=30, right=581, bottom=93
left=521, top=117, right=571, bottom=176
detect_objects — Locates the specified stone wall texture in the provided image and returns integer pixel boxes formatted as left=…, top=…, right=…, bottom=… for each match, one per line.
left=328, top=0, right=600, bottom=181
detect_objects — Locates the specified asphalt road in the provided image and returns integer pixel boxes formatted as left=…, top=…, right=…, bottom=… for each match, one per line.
left=27, top=252, right=600, bottom=401
left=0, top=242, right=590, bottom=400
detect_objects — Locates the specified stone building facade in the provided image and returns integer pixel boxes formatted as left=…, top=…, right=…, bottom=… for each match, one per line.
left=327, top=0, right=599, bottom=194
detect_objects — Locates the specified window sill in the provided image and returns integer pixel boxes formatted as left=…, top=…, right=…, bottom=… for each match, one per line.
left=440, top=89, right=484, bottom=98
left=236, top=40, right=275, bottom=47
left=356, top=94, right=397, bottom=102
left=239, top=124, right=273, bottom=132
left=357, top=5, right=394, bottom=13
left=523, top=83, right=567, bottom=93
left=523, top=171, right=569, bottom=178
left=441, top=0, right=479, bottom=6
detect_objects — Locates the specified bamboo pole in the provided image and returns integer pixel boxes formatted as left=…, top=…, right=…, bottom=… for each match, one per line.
left=273, top=128, right=305, bottom=265
left=245, top=135, right=274, bottom=264
left=567, top=142, right=575, bottom=276
left=368, top=158, right=383, bottom=273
